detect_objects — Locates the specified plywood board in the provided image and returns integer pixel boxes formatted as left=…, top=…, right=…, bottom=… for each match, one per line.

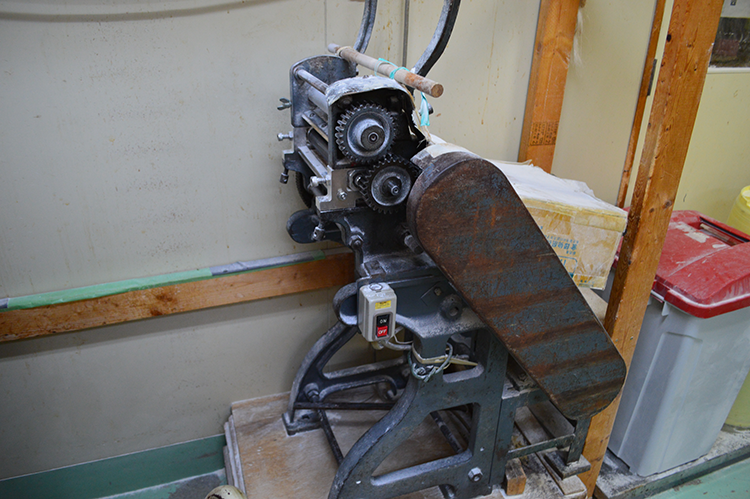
left=226, top=391, right=588, bottom=499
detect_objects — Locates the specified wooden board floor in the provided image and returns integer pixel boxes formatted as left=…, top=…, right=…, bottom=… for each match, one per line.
left=224, top=390, right=587, bottom=499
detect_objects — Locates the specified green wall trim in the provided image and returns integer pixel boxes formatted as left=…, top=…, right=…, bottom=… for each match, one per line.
left=0, top=434, right=226, bottom=499
left=0, top=249, right=328, bottom=312
left=3, top=268, right=214, bottom=311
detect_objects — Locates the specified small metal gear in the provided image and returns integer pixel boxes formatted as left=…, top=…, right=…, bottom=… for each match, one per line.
left=335, top=103, right=395, bottom=164
left=360, top=155, right=418, bottom=213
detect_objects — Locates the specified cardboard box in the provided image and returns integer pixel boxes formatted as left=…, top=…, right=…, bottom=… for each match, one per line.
left=492, top=161, right=627, bottom=289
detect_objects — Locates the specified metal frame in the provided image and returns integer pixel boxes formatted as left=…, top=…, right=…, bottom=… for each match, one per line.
left=282, top=270, right=591, bottom=499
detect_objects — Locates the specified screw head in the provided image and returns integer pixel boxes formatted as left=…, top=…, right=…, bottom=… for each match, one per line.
left=468, top=467, right=483, bottom=482
left=337, top=189, right=348, bottom=201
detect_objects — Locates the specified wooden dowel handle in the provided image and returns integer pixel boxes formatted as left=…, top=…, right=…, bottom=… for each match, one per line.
left=328, top=44, right=444, bottom=98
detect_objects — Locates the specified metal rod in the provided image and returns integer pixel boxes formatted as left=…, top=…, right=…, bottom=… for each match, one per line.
left=430, top=411, right=464, bottom=453
left=402, top=0, right=410, bottom=67
left=298, top=145, right=329, bottom=180
left=412, top=0, right=461, bottom=77
left=328, top=44, right=444, bottom=98
left=567, top=417, right=590, bottom=463
left=294, top=401, right=395, bottom=411
left=354, top=0, right=378, bottom=53
left=507, top=434, right=574, bottom=460
left=307, top=87, right=328, bottom=117
left=318, top=409, right=345, bottom=465
left=294, top=68, right=329, bottom=94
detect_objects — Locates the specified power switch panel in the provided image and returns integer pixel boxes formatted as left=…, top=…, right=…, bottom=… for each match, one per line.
left=358, top=283, right=397, bottom=342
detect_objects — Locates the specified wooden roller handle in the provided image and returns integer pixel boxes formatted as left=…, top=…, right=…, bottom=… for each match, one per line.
left=328, top=44, right=444, bottom=98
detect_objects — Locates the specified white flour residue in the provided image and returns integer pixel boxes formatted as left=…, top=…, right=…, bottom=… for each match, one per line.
left=673, top=221, right=709, bottom=244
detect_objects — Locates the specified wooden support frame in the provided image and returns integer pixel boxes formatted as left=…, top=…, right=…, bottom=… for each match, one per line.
left=615, top=0, right=668, bottom=208
left=580, top=0, right=725, bottom=496
left=518, top=0, right=581, bottom=172
left=0, top=252, right=355, bottom=342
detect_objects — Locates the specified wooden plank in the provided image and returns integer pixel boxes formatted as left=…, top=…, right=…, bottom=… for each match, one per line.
left=579, top=1, right=725, bottom=496
left=228, top=391, right=579, bottom=498
left=615, top=0, right=668, bottom=208
left=505, top=458, right=528, bottom=496
left=0, top=252, right=355, bottom=342
left=518, top=0, right=581, bottom=172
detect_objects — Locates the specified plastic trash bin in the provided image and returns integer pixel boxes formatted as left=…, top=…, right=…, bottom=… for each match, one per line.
left=607, top=210, right=750, bottom=476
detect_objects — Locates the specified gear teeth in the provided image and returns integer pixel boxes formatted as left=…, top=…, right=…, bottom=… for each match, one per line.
left=335, top=102, right=395, bottom=164
left=360, top=155, right=419, bottom=214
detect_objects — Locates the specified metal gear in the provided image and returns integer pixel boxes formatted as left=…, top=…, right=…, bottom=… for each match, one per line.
left=360, top=155, right=418, bottom=213
left=335, top=103, right=395, bottom=164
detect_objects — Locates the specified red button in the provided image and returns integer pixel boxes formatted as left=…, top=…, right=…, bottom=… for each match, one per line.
left=376, top=325, right=389, bottom=338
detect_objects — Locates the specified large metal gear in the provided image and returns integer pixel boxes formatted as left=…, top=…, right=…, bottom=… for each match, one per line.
left=360, top=155, right=418, bottom=213
left=335, top=103, right=395, bottom=164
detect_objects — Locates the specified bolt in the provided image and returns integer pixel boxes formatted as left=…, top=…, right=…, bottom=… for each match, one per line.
left=403, top=234, right=423, bottom=254
left=277, top=131, right=293, bottom=141
left=312, top=224, right=325, bottom=241
left=350, top=235, right=363, bottom=250
left=434, top=287, right=443, bottom=296
left=353, top=173, right=368, bottom=191
left=468, top=467, right=483, bottom=483
left=383, top=178, right=401, bottom=197
left=337, top=189, right=348, bottom=201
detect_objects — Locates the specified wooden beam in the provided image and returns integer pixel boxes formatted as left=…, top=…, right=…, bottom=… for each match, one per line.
left=504, top=458, right=527, bottom=496
left=615, top=0, right=668, bottom=208
left=580, top=1, right=725, bottom=496
left=0, top=252, right=355, bottom=342
left=518, top=0, right=581, bottom=172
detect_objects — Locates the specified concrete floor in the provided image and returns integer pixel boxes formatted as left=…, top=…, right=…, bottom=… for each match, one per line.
left=649, top=458, right=750, bottom=499
left=112, top=459, right=749, bottom=499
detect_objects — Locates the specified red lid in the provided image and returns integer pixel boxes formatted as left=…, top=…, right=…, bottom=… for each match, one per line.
left=650, top=211, right=750, bottom=318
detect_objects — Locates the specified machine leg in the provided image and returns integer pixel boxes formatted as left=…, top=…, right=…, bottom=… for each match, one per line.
left=283, top=320, right=408, bottom=435
left=329, top=332, right=508, bottom=499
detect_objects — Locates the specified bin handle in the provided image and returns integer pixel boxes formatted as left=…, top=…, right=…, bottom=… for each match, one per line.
left=699, top=217, right=749, bottom=246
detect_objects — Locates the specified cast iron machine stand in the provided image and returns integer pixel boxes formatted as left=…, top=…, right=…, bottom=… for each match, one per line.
left=274, top=3, right=626, bottom=498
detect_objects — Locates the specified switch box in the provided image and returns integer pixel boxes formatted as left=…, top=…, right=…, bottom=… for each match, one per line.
left=358, top=283, right=397, bottom=342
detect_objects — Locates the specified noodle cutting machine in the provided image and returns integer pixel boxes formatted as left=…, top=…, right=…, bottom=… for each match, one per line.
left=274, top=2, right=626, bottom=497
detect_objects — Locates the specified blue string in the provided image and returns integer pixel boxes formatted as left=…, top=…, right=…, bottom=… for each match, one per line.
left=390, top=66, right=409, bottom=79
left=377, top=58, right=408, bottom=79
left=375, top=58, right=429, bottom=127
left=418, top=91, right=430, bottom=127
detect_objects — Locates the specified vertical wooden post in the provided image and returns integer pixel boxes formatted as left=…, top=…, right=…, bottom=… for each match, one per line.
left=579, top=1, right=725, bottom=496
left=615, top=0, right=668, bottom=208
left=518, top=0, right=581, bottom=173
